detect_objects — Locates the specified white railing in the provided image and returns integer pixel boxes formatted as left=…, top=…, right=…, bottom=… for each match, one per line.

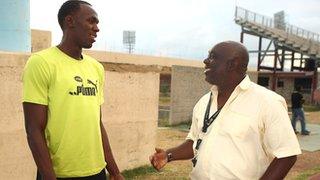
left=235, top=6, right=320, bottom=43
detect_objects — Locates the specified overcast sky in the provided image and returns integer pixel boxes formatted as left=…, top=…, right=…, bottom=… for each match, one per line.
left=30, top=0, right=320, bottom=65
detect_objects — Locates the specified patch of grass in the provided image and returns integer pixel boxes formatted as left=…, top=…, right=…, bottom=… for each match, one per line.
left=122, top=165, right=157, bottom=179
left=287, top=105, right=320, bottom=112
left=159, top=96, right=171, bottom=106
left=303, top=105, right=320, bottom=112
left=294, top=165, right=320, bottom=180
left=158, top=117, right=192, bottom=131
left=158, top=117, right=170, bottom=127
left=171, top=121, right=192, bottom=131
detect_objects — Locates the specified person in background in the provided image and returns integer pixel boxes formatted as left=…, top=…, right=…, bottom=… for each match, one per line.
left=291, top=86, right=310, bottom=135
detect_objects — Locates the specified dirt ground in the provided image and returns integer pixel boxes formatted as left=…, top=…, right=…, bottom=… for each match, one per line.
left=136, top=111, right=320, bottom=179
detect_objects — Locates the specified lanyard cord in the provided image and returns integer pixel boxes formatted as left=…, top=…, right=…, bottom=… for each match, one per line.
left=202, top=92, right=222, bottom=133
left=192, top=92, right=222, bottom=167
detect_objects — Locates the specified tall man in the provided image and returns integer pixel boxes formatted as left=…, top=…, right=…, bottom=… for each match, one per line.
left=150, top=41, right=301, bottom=179
left=22, top=1, right=124, bottom=179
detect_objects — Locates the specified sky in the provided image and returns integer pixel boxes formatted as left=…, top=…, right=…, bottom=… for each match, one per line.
left=30, top=0, right=320, bottom=66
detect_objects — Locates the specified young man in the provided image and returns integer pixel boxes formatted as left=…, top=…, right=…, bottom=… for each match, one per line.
left=150, top=41, right=301, bottom=179
left=22, top=1, right=124, bottom=179
left=291, top=86, right=310, bottom=135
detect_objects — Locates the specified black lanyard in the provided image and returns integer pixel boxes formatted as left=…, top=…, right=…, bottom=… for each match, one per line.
left=202, top=92, right=222, bottom=133
left=192, top=92, right=222, bottom=167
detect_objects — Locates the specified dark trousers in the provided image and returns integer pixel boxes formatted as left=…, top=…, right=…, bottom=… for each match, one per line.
left=36, top=169, right=107, bottom=180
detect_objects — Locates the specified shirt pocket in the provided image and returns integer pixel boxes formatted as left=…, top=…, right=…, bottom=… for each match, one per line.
left=219, top=110, right=252, bottom=138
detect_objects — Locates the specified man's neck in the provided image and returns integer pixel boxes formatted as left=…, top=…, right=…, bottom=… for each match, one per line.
left=216, top=76, right=244, bottom=108
left=58, top=36, right=83, bottom=60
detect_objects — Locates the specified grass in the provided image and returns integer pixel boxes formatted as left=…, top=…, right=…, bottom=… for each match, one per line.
left=171, top=121, right=192, bottom=131
left=122, top=164, right=191, bottom=180
left=287, top=105, right=320, bottom=112
left=158, top=117, right=192, bottom=130
left=303, top=105, right=320, bottom=112
left=294, top=166, right=320, bottom=180
left=122, top=165, right=157, bottom=179
left=159, top=96, right=171, bottom=106
left=158, top=117, right=170, bottom=127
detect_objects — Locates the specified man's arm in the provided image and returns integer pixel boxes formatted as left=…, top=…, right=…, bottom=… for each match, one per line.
left=260, top=156, right=297, bottom=180
left=99, top=109, right=124, bottom=180
left=23, top=102, right=56, bottom=180
left=149, top=139, right=194, bottom=171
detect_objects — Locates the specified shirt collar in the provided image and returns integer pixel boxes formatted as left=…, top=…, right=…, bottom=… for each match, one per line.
left=210, top=75, right=251, bottom=94
left=239, top=75, right=251, bottom=90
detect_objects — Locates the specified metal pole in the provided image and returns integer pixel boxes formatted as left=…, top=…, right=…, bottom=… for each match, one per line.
left=258, top=36, right=262, bottom=71
left=280, top=48, right=284, bottom=71
left=272, top=46, right=278, bottom=91
left=291, top=51, right=294, bottom=71
left=240, top=27, right=244, bottom=43
left=300, top=54, right=303, bottom=69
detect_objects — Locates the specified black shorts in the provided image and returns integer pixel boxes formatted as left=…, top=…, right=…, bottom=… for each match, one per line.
left=36, top=169, right=107, bottom=180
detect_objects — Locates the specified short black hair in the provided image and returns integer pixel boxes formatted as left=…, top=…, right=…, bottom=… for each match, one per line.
left=58, top=0, right=91, bottom=29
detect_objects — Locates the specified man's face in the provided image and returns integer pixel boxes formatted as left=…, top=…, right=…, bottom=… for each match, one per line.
left=72, top=4, right=99, bottom=49
left=203, top=45, right=228, bottom=85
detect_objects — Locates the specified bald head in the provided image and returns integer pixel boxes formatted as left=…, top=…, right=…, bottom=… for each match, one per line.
left=210, top=41, right=249, bottom=73
left=204, top=41, right=249, bottom=86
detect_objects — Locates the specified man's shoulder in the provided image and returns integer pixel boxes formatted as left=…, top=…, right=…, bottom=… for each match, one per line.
left=33, top=47, right=57, bottom=57
left=30, top=47, right=58, bottom=63
left=249, top=82, right=285, bottom=102
left=83, top=54, right=103, bottom=66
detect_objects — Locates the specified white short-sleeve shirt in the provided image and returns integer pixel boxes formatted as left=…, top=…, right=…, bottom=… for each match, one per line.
left=187, top=76, right=301, bottom=180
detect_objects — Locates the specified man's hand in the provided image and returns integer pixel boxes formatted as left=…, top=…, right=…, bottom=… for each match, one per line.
left=109, top=174, right=125, bottom=180
left=149, top=148, right=168, bottom=171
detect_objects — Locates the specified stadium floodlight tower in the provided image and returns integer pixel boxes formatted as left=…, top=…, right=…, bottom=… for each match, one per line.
left=274, top=11, right=286, bottom=30
left=123, top=30, right=136, bottom=53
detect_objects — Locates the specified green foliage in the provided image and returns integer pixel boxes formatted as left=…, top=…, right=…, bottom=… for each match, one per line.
left=303, top=105, right=320, bottom=112
left=294, top=166, right=320, bottom=180
left=122, top=165, right=157, bottom=179
left=160, top=85, right=170, bottom=97
left=158, top=117, right=170, bottom=127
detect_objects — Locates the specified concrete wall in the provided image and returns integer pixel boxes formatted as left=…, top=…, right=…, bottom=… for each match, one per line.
left=84, top=49, right=203, bottom=70
left=169, top=66, right=258, bottom=125
left=170, top=65, right=211, bottom=125
left=102, top=71, right=159, bottom=170
left=0, top=52, right=34, bottom=179
left=259, top=74, right=313, bottom=104
left=31, top=29, right=51, bottom=52
left=0, top=51, right=158, bottom=179
left=275, top=77, right=295, bottom=104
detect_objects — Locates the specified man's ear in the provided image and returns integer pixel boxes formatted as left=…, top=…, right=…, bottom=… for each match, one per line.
left=64, top=15, right=75, bottom=28
left=226, top=58, right=236, bottom=71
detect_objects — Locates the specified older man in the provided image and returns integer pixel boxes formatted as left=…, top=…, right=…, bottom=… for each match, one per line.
left=150, top=41, right=301, bottom=179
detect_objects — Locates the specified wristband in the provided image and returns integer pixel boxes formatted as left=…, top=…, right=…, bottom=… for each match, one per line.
left=167, top=152, right=173, bottom=162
